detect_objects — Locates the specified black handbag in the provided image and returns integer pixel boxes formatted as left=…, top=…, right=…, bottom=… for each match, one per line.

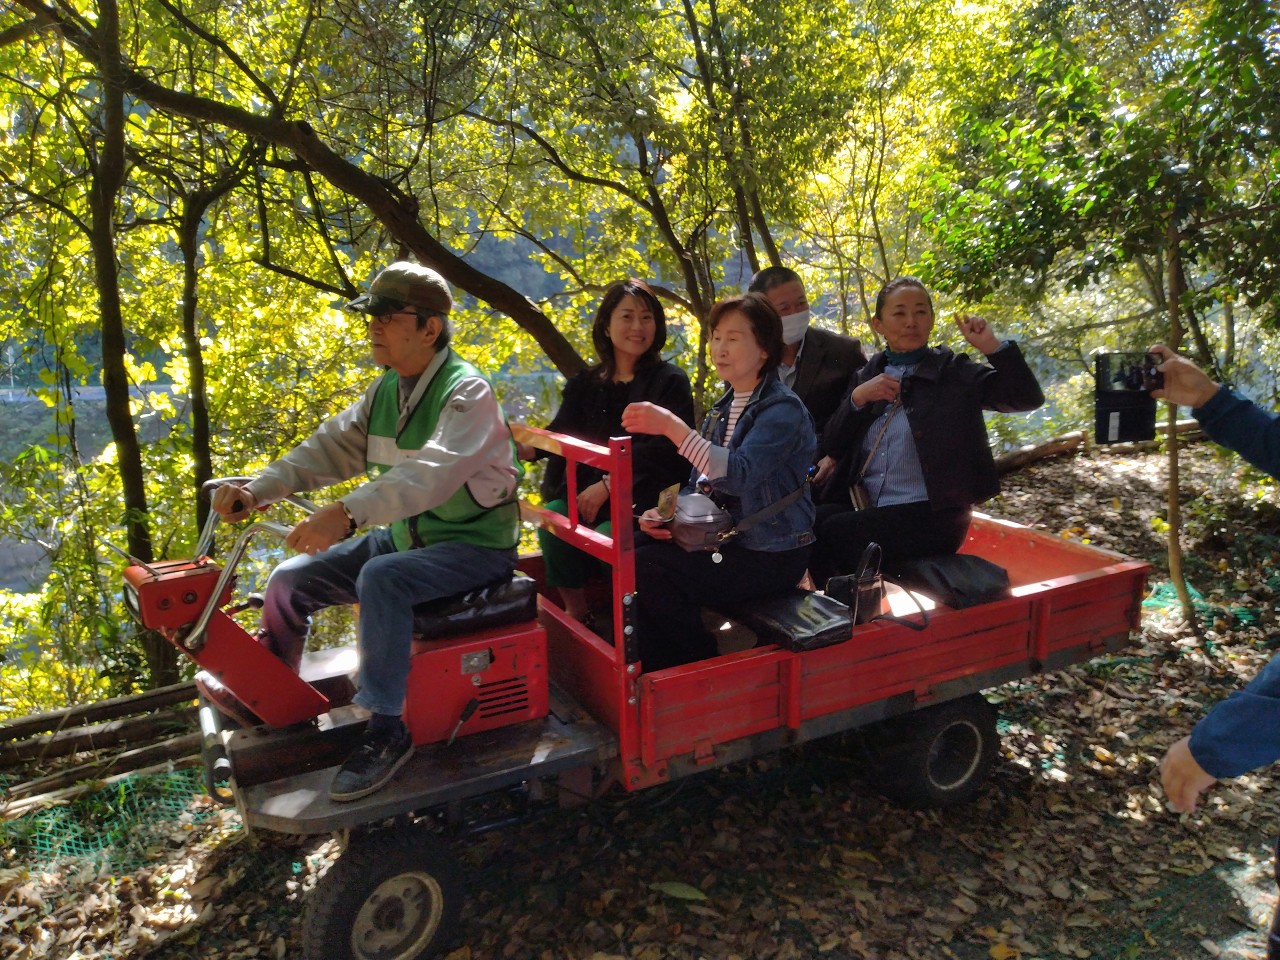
left=667, top=483, right=809, bottom=561
left=823, top=542, right=886, bottom=625
left=662, top=402, right=810, bottom=559
left=824, top=542, right=930, bottom=631
left=668, top=492, right=735, bottom=553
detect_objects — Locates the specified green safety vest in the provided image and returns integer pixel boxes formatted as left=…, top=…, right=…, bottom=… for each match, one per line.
left=366, top=353, right=521, bottom=552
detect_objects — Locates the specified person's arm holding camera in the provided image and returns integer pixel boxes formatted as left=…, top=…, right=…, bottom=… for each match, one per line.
left=1150, top=344, right=1280, bottom=814
left=1147, top=344, right=1220, bottom=408
left=1149, top=343, right=1280, bottom=478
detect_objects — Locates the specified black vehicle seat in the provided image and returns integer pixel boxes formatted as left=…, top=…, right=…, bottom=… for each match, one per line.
left=411, top=572, right=539, bottom=639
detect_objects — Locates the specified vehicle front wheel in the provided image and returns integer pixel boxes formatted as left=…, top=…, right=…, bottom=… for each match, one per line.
left=865, top=694, right=999, bottom=809
left=303, top=826, right=462, bottom=960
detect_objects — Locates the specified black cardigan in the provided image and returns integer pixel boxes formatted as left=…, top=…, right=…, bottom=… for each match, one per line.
left=823, top=343, right=1044, bottom=510
left=540, top=360, right=695, bottom=513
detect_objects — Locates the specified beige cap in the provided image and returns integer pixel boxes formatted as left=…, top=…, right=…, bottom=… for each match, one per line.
left=346, top=261, right=452, bottom=315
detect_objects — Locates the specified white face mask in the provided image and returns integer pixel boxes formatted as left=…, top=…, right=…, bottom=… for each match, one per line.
left=780, top=308, right=810, bottom=346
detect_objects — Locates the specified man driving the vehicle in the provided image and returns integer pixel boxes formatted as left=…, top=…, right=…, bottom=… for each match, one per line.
left=205, top=260, right=522, bottom=802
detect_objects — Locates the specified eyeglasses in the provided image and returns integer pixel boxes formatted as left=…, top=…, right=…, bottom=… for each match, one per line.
left=366, top=311, right=420, bottom=327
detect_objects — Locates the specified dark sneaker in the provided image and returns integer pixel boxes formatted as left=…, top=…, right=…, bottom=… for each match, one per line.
left=329, top=723, right=414, bottom=802
left=195, top=671, right=263, bottom=728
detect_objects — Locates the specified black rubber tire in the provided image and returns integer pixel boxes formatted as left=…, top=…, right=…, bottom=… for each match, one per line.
left=866, top=694, right=999, bottom=809
left=302, top=827, right=462, bottom=960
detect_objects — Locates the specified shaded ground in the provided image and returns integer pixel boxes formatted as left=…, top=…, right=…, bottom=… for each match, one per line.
left=5, top=443, right=1280, bottom=960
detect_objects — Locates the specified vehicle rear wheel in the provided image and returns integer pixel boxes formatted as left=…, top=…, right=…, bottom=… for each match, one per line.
left=865, top=694, right=999, bottom=809
left=303, top=826, right=462, bottom=960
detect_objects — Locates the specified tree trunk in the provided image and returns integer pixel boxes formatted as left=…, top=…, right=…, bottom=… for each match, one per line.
left=86, top=0, right=177, bottom=685
left=179, top=197, right=214, bottom=536
left=1164, top=235, right=1198, bottom=632
left=734, top=187, right=759, bottom=276
left=1223, top=298, right=1235, bottom=372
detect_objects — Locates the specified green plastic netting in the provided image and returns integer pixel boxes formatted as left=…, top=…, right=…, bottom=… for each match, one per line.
left=0, top=767, right=230, bottom=874
left=1143, top=580, right=1258, bottom=628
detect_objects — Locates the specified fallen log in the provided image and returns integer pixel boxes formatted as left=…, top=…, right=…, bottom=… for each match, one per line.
left=0, top=681, right=196, bottom=743
left=0, top=706, right=198, bottom=767
left=996, top=431, right=1086, bottom=474
left=1, top=733, right=202, bottom=805
left=996, top=419, right=1206, bottom=474
left=0, top=755, right=202, bottom=821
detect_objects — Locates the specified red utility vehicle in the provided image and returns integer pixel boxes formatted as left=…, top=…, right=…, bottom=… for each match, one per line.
left=122, top=425, right=1150, bottom=960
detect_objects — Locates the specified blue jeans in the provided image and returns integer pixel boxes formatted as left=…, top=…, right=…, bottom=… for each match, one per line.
left=259, top=528, right=517, bottom=716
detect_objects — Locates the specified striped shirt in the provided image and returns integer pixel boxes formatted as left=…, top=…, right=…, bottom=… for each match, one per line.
left=678, top=393, right=751, bottom=477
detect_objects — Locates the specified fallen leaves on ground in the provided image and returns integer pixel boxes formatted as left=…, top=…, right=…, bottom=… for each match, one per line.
left=4, top=445, right=1280, bottom=959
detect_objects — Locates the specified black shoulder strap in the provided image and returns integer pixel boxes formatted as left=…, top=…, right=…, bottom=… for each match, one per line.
left=733, top=476, right=810, bottom=534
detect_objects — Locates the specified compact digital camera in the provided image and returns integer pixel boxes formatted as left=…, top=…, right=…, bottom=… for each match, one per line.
left=1094, top=352, right=1162, bottom=444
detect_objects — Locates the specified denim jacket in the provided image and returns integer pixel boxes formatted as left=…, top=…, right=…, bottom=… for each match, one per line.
left=691, top=373, right=816, bottom=552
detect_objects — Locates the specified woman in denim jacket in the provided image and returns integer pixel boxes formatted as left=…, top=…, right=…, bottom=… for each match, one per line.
left=622, top=294, right=816, bottom=670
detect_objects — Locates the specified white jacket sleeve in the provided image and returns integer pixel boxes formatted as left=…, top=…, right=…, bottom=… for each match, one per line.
left=243, top=384, right=378, bottom=506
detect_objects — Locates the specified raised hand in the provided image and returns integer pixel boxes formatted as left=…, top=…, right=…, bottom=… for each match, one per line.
left=851, top=373, right=901, bottom=407
left=955, top=314, right=1001, bottom=355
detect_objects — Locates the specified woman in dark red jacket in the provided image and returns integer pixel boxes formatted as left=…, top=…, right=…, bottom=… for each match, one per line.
left=811, top=277, right=1044, bottom=587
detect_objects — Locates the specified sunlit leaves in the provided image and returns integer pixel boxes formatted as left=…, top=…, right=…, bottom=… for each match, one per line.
left=925, top=0, right=1280, bottom=318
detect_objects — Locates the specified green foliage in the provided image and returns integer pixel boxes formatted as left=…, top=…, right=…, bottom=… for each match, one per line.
left=921, top=0, right=1280, bottom=318
left=3, top=0, right=1280, bottom=710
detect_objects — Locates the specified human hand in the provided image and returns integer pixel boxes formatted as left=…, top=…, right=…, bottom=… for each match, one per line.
left=284, top=502, right=351, bottom=557
left=515, top=440, right=537, bottom=462
left=851, top=374, right=901, bottom=407
left=638, top=508, right=672, bottom=539
left=813, top=455, right=837, bottom=487
left=210, top=483, right=257, bottom=522
left=1159, top=735, right=1217, bottom=813
left=955, top=314, right=1001, bottom=355
left=577, top=480, right=609, bottom=524
left=1148, top=344, right=1221, bottom=408
left=621, top=402, right=685, bottom=443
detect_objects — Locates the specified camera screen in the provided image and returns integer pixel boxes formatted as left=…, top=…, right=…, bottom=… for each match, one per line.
left=1095, top=353, right=1162, bottom=394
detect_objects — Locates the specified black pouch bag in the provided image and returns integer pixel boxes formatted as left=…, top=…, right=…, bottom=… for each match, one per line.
left=884, top=554, right=1011, bottom=609
left=668, top=492, right=736, bottom=553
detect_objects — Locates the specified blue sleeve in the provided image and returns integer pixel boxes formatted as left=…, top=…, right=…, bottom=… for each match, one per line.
left=1195, top=388, right=1280, bottom=479
left=709, top=399, right=816, bottom=496
left=1189, top=651, right=1280, bottom=778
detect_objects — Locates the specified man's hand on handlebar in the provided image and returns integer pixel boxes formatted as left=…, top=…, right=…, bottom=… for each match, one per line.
left=211, top=483, right=258, bottom=522
left=285, top=502, right=352, bottom=557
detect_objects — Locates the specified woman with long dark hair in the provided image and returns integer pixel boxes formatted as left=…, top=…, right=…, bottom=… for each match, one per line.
left=519, top=279, right=694, bottom=625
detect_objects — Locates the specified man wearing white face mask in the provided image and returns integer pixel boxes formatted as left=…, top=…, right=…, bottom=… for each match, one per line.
left=748, top=266, right=867, bottom=486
